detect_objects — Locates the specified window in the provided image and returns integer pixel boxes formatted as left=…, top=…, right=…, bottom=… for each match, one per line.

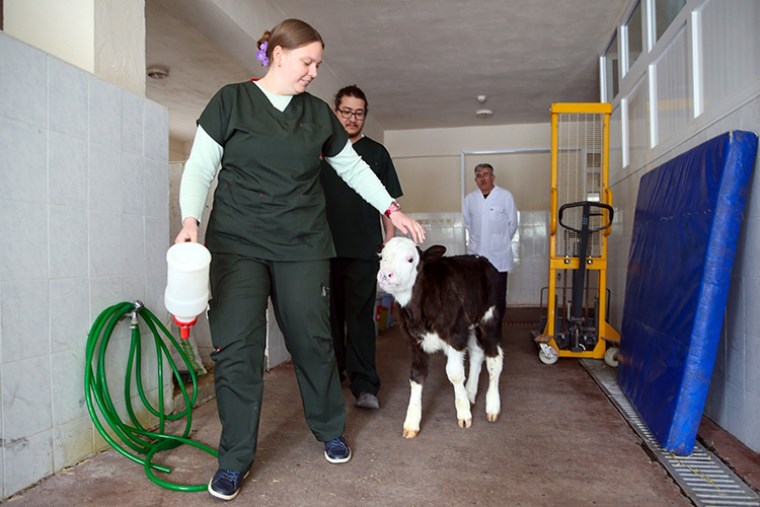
left=604, top=31, right=619, bottom=99
left=655, top=0, right=686, bottom=41
left=626, top=2, right=643, bottom=72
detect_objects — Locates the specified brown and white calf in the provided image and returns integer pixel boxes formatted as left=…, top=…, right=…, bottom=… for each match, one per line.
left=377, top=237, right=504, bottom=438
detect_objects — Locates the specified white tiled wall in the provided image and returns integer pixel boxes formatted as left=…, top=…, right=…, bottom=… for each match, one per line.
left=0, top=32, right=171, bottom=498
left=605, top=0, right=760, bottom=451
left=510, top=211, right=549, bottom=307
left=409, top=212, right=466, bottom=255
left=266, top=306, right=290, bottom=369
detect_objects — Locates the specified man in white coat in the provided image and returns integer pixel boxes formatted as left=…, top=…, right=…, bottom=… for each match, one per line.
left=463, top=163, right=519, bottom=328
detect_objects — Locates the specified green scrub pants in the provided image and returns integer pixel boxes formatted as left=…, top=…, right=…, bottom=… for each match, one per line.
left=208, top=253, right=346, bottom=472
left=329, top=257, right=381, bottom=398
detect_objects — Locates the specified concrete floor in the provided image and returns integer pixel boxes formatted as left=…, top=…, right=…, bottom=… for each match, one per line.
left=8, top=308, right=758, bottom=506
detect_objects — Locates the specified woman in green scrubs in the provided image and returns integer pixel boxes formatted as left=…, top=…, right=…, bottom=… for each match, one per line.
left=174, top=18, right=425, bottom=502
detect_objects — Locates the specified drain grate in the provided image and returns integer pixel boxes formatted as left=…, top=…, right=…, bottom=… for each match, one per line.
left=580, top=359, right=760, bottom=507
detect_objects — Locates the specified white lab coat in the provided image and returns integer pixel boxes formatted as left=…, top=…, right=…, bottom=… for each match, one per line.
left=463, top=185, right=518, bottom=272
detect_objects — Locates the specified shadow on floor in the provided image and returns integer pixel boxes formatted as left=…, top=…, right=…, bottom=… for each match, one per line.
left=9, top=308, right=757, bottom=506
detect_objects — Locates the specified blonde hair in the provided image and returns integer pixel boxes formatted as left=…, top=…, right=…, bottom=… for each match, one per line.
left=257, top=19, right=324, bottom=63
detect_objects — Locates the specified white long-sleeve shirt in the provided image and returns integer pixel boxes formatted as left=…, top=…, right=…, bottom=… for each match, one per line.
left=463, top=186, right=518, bottom=272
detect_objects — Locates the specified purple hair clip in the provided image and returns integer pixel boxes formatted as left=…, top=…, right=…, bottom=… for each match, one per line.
left=256, top=41, right=269, bottom=67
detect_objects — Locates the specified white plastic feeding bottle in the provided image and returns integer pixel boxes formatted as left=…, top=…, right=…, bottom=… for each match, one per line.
left=164, top=242, right=211, bottom=339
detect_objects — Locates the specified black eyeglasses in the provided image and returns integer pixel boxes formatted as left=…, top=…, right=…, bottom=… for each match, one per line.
left=337, top=108, right=366, bottom=120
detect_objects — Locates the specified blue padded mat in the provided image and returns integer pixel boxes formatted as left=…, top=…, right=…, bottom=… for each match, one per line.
left=618, top=130, right=757, bottom=455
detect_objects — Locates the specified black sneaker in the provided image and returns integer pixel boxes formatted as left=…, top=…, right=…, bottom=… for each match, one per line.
left=323, top=436, right=352, bottom=464
left=208, top=468, right=248, bottom=501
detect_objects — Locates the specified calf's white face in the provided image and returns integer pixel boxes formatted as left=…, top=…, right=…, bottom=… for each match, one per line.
left=377, top=237, right=420, bottom=300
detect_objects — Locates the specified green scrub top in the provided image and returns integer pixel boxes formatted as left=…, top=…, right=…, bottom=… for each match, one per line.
left=198, top=81, right=349, bottom=261
left=320, top=136, right=403, bottom=260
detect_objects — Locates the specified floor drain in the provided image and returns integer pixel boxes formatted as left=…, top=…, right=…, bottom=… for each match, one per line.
left=580, top=359, right=760, bottom=507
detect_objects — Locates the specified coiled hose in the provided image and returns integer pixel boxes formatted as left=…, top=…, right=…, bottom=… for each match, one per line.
left=84, top=301, right=217, bottom=492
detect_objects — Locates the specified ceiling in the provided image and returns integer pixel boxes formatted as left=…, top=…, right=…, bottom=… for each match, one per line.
left=146, top=0, right=628, bottom=145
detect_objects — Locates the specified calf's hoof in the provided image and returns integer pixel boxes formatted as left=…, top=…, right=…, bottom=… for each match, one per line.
left=486, top=412, right=500, bottom=422
left=457, top=417, right=473, bottom=428
left=403, top=427, right=419, bottom=438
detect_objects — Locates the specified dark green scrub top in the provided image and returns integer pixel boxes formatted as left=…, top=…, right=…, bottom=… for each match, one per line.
left=320, top=136, right=403, bottom=260
left=198, top=81, right=349, bottom=261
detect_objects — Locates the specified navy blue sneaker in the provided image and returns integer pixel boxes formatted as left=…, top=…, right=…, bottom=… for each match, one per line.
left=208, top=468, right=249, bottom=501
left=324, top=436, right=352, bottom=464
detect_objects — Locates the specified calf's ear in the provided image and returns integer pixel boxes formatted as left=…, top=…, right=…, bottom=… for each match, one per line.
left=421, top=244, right=447, bottom=263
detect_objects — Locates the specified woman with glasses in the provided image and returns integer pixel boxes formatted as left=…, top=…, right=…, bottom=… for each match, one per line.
left=175, top=18, right=425, bottom=502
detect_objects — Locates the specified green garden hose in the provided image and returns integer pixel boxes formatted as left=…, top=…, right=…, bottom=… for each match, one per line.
left=84, top=301, right=217, bottom=492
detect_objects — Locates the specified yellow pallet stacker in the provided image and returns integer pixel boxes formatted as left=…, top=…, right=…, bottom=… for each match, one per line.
left=534, top=103, right=620, bottom=366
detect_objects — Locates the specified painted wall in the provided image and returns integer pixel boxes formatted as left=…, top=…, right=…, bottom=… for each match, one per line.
left=0, top=32, right=170, bottom=498
left=4, top=0, right=95, bottom=73
left=93, top=0, right=146, bottom=96
left=4, top=0, right=146, bottom=96
left=386, top=123, right=551, bottom=213
left=603, top=0, right=760, bottom=451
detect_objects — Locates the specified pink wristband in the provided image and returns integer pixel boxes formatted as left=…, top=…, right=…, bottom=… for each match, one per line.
left=384, top=201, right=401, bottom=218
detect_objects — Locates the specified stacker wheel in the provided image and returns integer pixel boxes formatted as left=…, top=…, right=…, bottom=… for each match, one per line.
left=604, top=346, right=619, bottom=367
left=538, top=343, right=559, bottom=365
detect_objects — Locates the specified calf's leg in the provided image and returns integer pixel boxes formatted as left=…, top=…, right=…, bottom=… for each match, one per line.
left=465, top=327, right=484, bottom=405
left=403, top=347, right=429, bottom=438
left=484, top=345, right=504, bottom=422
left=445, top=347, right=472, bottom=428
